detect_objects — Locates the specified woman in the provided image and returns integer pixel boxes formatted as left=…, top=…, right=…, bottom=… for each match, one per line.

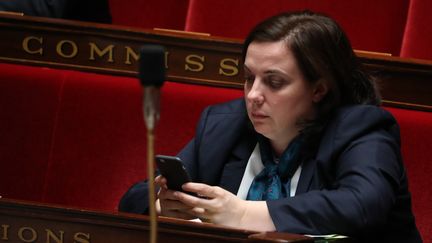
left=119, top=11, right=422, bottom=242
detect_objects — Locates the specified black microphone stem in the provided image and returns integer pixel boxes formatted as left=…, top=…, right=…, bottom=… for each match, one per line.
left=139, top=44, right=165, bottom=243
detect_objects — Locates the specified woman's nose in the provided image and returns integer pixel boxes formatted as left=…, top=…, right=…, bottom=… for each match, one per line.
left=246, top=78, right=264, bottom=104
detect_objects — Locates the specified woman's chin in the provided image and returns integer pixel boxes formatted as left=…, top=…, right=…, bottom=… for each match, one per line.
left=253, top=125, right=271, bottom=137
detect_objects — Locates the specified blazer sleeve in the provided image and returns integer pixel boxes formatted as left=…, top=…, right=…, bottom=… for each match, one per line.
left=118, top=98, right=249, bottom=213
left=117, top=106, right=210, bottom=214
left=267, top=106, right=407, bottom=236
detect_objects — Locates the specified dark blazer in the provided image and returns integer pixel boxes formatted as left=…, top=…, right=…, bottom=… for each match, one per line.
left=119, top=98, right=422, bottom=243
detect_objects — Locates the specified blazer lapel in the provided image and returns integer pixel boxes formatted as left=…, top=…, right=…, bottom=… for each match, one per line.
left=219, top=128, right=257, bottom=194
left=295, top=158, right=317, bottom=194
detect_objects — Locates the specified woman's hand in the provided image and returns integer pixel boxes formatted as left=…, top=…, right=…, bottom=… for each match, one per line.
left=154, top=175, right=196, bottom=220
left=176, top=183, right=247, bottom=227
left=175, top=182, right=276, bottom=231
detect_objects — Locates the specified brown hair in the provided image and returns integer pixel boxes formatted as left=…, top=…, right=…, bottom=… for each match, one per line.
left=243, top=10, right=381, bottom=148
left=243, top=11, right=380, bottom=107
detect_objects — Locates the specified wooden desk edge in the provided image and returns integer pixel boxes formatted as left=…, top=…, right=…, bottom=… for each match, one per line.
left=0, top=198, right=314, bottom=242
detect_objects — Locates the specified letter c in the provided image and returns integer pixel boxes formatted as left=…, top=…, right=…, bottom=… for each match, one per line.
left=22, top=36, right=43, bottom=55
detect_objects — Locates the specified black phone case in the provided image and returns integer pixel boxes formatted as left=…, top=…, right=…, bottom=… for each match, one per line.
left=155, top=155, right=191, bottom=192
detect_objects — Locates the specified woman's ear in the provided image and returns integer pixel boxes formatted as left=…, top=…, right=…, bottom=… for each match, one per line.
left=312, top=80, right=329, bottom=103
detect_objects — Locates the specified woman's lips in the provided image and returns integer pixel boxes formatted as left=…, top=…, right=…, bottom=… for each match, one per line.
left=251, top=112, right=268, bottom=120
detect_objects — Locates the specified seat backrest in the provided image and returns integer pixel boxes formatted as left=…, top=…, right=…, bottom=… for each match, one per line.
left=185, top=0, right=409, bottom=55
left=0, top=62, right=243, bottom=211
left=400, top=0, right=432, bottom=60
left=109, top=0, right=190, bottom=30
left=0, top=63, right=65, bottom=202
left=42, top=73, right=243, bottom=211
left=385, top=107, right=432, bottom=242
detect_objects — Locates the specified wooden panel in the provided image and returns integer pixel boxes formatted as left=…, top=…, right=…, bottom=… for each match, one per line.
left=360, top=55, right=432, bottom=111
left=0, top=198, right=313, bottom=243
left=0, top=13, right=431, bottom=111
left=0, top=13, right=242, bottom=88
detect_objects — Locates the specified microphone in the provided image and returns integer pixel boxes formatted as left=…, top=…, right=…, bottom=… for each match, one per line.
left=138, top=44, right=166, bottom=243
left=139, top=45, right=166, bottom=130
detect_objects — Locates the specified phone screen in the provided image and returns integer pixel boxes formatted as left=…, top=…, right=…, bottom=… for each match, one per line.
left=155, top=155, right=191, bottom=192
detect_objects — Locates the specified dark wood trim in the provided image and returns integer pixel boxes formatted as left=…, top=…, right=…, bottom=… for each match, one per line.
left=1, top=13, right=431, bottom=111
left=0, top=198, right=313, bottom=243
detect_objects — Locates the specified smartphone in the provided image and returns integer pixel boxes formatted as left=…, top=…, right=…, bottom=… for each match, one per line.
left=155, top=155, right=191, bottom=192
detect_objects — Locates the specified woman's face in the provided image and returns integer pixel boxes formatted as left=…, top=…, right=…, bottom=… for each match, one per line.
left=244, top=41, right=320, bottom=145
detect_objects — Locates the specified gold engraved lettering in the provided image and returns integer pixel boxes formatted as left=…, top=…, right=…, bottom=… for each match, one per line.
left=1, top=224, right=9, bottom=240
left=124, top=46, right=139, bottom=65
left=73, top=232, right=90, bottom=243
left=185, top=54, right=205, bottom=72
left=22, top=36, right=43, bottom=55
left=18, top=227, right=37, bottom=242
left=56, top=40, right=78, bottom=59
left=219, top=58, right=239, bottom=77
left=45, top=229, right=64, bottom=243
left=89, top=43, right=114, bottom=62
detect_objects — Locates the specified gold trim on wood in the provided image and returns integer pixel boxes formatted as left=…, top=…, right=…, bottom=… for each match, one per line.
left=0, top=13, right=432, bottom=111
left=0, top=199, right=314, bottom=243
left=382, top=100, right=432, bottom=112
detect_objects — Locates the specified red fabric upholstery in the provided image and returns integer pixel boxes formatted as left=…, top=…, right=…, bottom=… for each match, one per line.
left=184, top=0, right=409, bottom=56
left=385, top=107, right=432, bottom=242
left=0, top=64, right=66, bottom=202
left=109, top=0, right=190, bottom=30
left=400, top=0, right=432, bottom=60
left=185, top=0, right=280, bottom=38
left=0, top=62, right=430, bottom=241
left=42, top=71, right=147, bottom=210
left=156, top=82, right=243, bottom=155
left=0, top=62, right=242, bottom=211
left=107, top=0, right=432, bottom=61
left=43, top=70, right=242, bottom=210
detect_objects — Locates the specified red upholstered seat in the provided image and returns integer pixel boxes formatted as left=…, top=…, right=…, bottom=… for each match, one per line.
left=41, top=71, right=147, bottom=210
left=0, top=62, right=431, bottom=241
left=109, top=0, right=189, bottom=30
left=0, top=62, right=242, bottom=211
left=43, top=70, right=243, bottom=211
left=185, top=0, right=280, bottom=38
left=385, top=107, right=432, bottom=242
left=106, top=0, right=432, bottom=62
left=400, top=0, right=432, bottom=60
left=185, top=0, right=409, bottom=56
left=0, top=64, right=65, bottom=202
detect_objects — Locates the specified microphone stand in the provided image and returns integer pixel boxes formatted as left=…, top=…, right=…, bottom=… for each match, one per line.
left=139, top=44, right=165, bottom=243
left=143, top=87, right=160, bottom=243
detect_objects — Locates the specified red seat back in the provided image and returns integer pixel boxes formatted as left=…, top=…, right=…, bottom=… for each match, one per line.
left=185, top=0, right=409, bottom=55
left=400, top=0, right=432, bottom=60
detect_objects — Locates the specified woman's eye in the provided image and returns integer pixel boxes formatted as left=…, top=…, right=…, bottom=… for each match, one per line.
left=266, top=77, right=285, bottom=89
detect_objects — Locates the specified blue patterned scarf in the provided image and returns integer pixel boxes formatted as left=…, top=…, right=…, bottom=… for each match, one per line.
left=246, top=135, right=303, bottom=200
